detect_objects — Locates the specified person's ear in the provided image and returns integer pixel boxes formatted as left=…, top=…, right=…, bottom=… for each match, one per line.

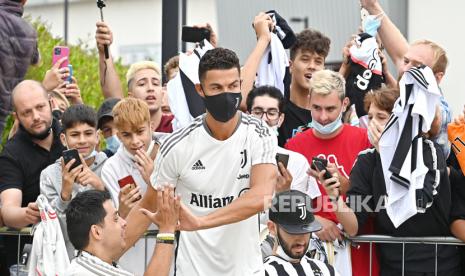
left=195, top=83, right=205, bottom=98
left=90, top=224, right=103, bottom=241
left=288, top=59, right=294, bottom=75
left=342, top=96, right=350, bottom=112
left=13, top=111, right=18, bottom=121
left=434, top=71, right=445, bottom=84
left=267, top=221, right=277, bottom=236
left=60, top=133, right=67, bottom=147
left=277, top=113, right=285, bottom=128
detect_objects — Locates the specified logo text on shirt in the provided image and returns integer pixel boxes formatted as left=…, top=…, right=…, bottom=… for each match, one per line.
left=191, top=160, right=205, bottom=170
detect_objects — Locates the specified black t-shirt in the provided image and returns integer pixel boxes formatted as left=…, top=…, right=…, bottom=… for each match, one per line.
left=278, top=99, right=312, bottom=147
left=0, top=119, right=65, bottom=206
left=0, top=119, right=64, bottom=272
left=348, top=144, right=461, bottom=273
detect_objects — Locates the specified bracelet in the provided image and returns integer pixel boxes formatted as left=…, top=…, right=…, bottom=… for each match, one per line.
left=156, top=233, right=175, bottom=241
left=156, top=238, right=175, bottom=244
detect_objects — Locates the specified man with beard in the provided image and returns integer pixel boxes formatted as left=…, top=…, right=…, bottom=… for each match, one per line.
left=0, top=80, right=65, bottom=273
left=265, top=190, right=339, bottom=276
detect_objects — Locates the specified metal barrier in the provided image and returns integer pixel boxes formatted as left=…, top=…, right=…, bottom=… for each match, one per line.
left=349, top=235, right=465, bottom=276
left=3, top=228, right=465, bottom=276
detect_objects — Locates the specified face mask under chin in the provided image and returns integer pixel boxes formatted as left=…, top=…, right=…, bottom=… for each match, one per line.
left=311, top=109, right=343, bottom=135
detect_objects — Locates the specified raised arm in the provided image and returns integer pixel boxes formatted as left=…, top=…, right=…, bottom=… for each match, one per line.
left=95, top=21, right=124, bottom=99
left=179, top=163, right=277, bottom=231
left=361, top=0, right=409, bottom=73
left=141, top=186, right=180, bottom=276
left=240, top=12, right=273, bottom=111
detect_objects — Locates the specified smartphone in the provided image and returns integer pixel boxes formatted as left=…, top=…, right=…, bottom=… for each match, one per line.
left=181, top=26, right=210, bottom=43
left=62, top=149, right=82, bottom=171
left=52, top=46, right=69, bottom=68
left=67, top=64, right=73, bottom=83
left=275, top=153, right=289, bottom=168
left=312, top=160, right=333, bottom=181
left=311, top=157, right=328, bottom=170
left=118, top=175, right=136, bottom=193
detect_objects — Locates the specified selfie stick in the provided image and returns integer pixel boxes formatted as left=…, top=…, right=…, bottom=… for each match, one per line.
left=96, top=0, right=109, bottom=59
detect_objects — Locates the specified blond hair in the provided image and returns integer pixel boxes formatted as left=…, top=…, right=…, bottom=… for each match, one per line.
left=412, top=40, right=448, bottom=74
left=126, top=61, right=162, bottom=89
left=309, top=70, right=346, bottom=100
left=113, top=98, right=150, bottom=131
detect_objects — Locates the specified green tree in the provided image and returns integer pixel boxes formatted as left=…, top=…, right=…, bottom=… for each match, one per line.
left=1, top=18, right=128, bottom=148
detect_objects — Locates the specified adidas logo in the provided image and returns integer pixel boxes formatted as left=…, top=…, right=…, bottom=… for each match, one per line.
left=191, top=160, right=205, bottom=170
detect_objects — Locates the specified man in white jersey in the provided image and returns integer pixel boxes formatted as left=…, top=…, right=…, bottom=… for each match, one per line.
left=122, top=47, right=278, bottom=275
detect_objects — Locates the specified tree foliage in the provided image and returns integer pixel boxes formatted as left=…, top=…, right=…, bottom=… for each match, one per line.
left=1, top=17, right=128, bottom=147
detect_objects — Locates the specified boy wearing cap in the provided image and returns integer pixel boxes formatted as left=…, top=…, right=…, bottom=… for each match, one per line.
left=97, top=97, right=121, bottom=157
left=265, top=190, right=340, bottom=276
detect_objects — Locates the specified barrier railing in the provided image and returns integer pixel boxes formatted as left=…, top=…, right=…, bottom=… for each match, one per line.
left=3, top=229, right=465, bottom=276
left=349, top=235, right=465, bottom=276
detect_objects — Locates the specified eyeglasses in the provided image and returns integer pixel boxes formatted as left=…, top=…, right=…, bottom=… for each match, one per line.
left=251, top=108, right=280, bottom=121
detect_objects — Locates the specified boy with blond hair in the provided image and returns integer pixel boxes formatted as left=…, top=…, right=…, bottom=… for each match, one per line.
left=100, top=97, right=159, bottom=275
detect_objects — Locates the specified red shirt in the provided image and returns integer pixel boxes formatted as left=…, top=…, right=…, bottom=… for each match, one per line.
left=286, top=124, right=377, bottom=276
left=155, top=114, right=174, bottom=133
left=286, top=124, right=370, bottom=220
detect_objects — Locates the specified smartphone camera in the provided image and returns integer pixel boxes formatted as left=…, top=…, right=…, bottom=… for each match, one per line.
left=54, top=47, right=61, bottom=55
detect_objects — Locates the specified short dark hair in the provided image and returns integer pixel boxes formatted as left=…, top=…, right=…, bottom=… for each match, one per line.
left=290, top=29, right=331, bottom=60
left=65, top=190, right=112, bottom=250
left=246, top=85, right=285, bottom=113
left=198, top=48, right=240, bottom=84
left=61, top=104, right=98, bottom=132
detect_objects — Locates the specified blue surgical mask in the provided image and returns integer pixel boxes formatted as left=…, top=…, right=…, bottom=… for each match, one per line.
left=311, top=110, right=343, bottom=135
left=84, top=149, right=97, bottom=160
left=363, top=13, right=383, bottom=37
left=105, top=135, right=121, bottom=153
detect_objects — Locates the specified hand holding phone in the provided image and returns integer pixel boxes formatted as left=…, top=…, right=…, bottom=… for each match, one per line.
left=312, top=159, right=333, bottom=181
left=118, top=175, right=137, bottom=193
left=63, top=149, right=82, bottom=171
left=275, top=153, right=289, bottom=169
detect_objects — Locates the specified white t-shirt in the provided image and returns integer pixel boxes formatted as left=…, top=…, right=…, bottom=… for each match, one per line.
left=151, top=112, right=277, bottom=276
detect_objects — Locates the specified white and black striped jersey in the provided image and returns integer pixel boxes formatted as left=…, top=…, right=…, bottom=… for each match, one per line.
left=264, top=255, right=339, bottom=276
left=151, top=112, right=277, bottom=276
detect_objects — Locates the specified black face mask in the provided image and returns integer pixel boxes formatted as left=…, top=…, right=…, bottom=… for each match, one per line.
left=203, top=92, right=242, bottom=123
left=19, top=120, right=52, bottom=141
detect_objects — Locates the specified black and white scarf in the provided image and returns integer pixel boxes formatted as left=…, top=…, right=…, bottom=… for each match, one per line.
left=379, top=66, right=441, bottom=228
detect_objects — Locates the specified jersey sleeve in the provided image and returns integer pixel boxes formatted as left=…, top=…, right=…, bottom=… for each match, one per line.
left=151, top=147, right=179, bottom=190
left=250, top=124, right=278, bottom=166
left=347, top=151, right=376, bottom=232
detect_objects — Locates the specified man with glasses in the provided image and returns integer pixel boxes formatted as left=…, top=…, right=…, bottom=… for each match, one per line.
left=246, top=85, right=320, bottom=197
